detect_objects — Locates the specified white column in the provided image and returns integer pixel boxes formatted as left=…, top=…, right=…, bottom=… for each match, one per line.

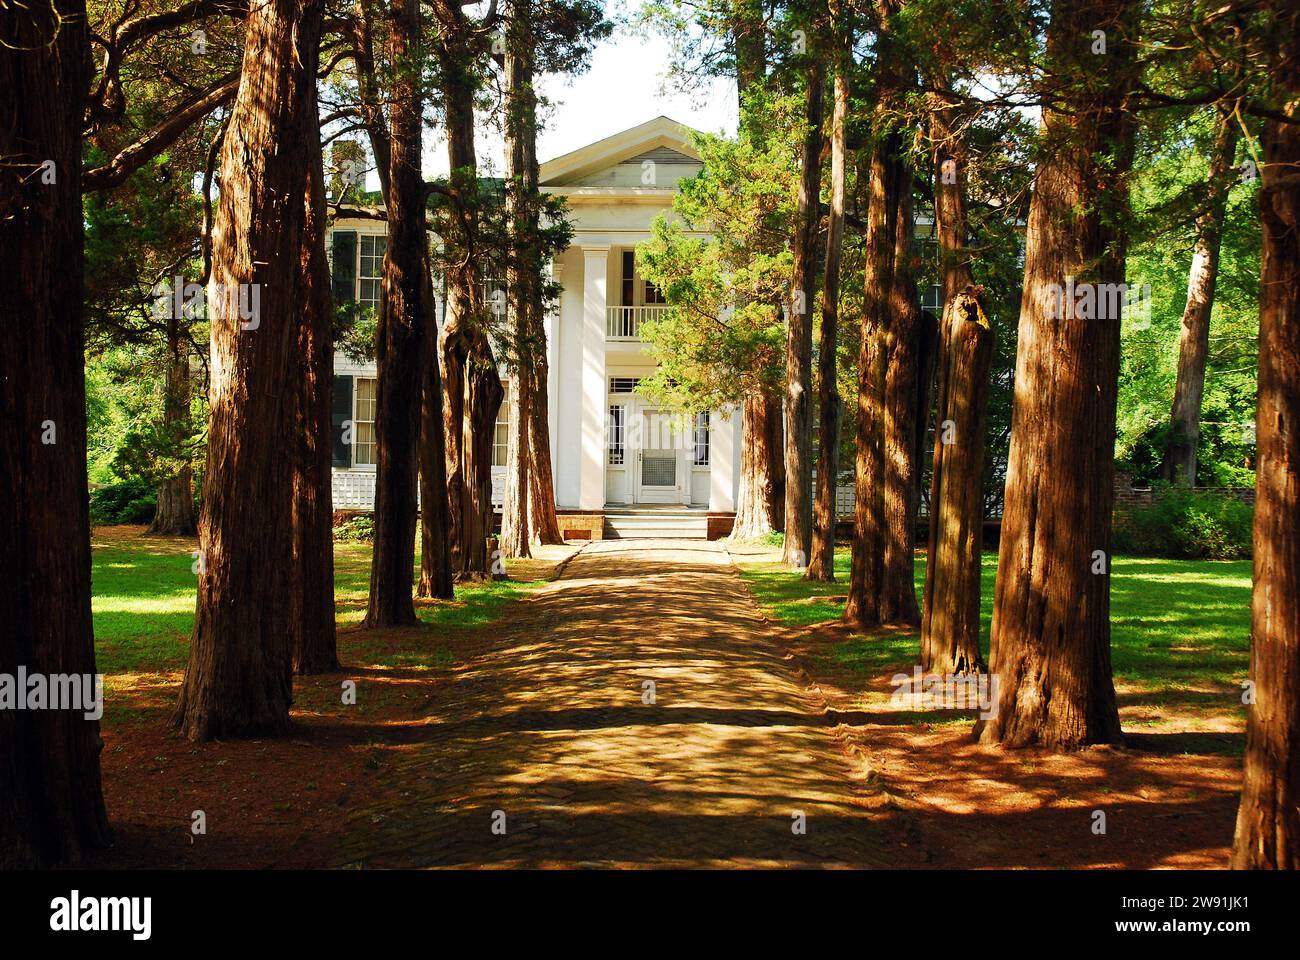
left=709, top=405, right=737, bottom=512
left=546, top=256, right=562, bottom=472
left=580, top=246, right=609, bottom=511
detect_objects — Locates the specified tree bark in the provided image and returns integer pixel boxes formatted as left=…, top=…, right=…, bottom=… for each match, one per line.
left=1162, top=104, right=1240, bottom=485
left=807, top=47, right=848, bottom=582
left=149, top=315, right=197, bottom=536
left=1231, top=19, right=1300, bottom=867
left=500, top=1, right=535, bottom=559
left=364, top=0, right=426, bottom=628
left=174, top=0, right=324, bottom=740
left=878, top=162, right=925, bottom=626
left=462, top=346, right=505, bottom=578
left=844, top=134, right=896, bottom=629
left=292, top=102, right=339, bottom=674
left=978, top=0, right=1137, bottom=750
left=520, top=38, right=561, bottom=547
left=0, top=0, right=111, bottom=866
left=919, top=96, right=991, bottom=674
left=920, top=287, right=992, bottom=674
left=501, top=372, right=531, bottom=557
left=731, top=392, right=783, bottom=539
left=782, top=57, right=825, bottom=569
left=764, top=392, right=786, bottom=529
left=527, top=350, right=564, bottom=545
left=349, top=0, right=392, bottom=202
left=728, top=0, right=780, bottom=543
left=418, top=245, right=455, bottom=598
left=436, top=13, right=505, bottom=579
left=731, top=0, right=766, bottom=113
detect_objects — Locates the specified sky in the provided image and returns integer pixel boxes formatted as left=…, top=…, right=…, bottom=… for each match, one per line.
left=414, top=22, right=738, bottom=183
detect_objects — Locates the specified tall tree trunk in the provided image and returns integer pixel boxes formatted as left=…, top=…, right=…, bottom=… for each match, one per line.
left=349, top=0, right=392, bottom=202
left=364, top=0, right=427, bottom=627
left=149, top=315, right=197, bottom=535
left=929, top=94, right=975, bottom=304
left=1231, top=17, right=1300, bottom=867
left=919, top=95, right=991, bottom=674
left=519, top=38, right=560, bottom=546
left=0, top=0, right=111, bottom=867
left=731, top=392, right=783, bottom=539
left=764, top=392, right=786, bottom=528
left=808, top=46, right=849, bottom=581
left=501, top=374, right=531, bottom=557
left=844, top=134, right=897, bottom=628
left=782, top=57, right=825, bottom=568
left=1162, top=104, right=1240, bottom=485
left=731, top=0, right=766, bottom=113
left=436, top=17, right=505, bottom=579
left=418, top=246, right=455, bottom=598
left=920, top=288, right=992, bottom=674
left=527, top=343, right=564, bottom=545
left=442, top=322, right=469, bottom=574
left=463, top=346, right=505, bottom=578
left=175, top=0, right=324, bottom=740
left=978, top=0, right=1137, bottom=750
left=729, top=0, right=780, bottom=542
left=500, top=0, right=534, bottom=559
left=878, top=160, right=925, bottom=625
left=292, top=107, right=339, bottom=674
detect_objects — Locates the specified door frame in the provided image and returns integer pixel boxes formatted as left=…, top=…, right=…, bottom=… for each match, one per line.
left=631, top=401, right=687, bottom=505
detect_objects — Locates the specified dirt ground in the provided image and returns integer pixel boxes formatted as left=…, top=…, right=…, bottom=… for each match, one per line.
left=81, top=533, right=1241, bottom=869
left=773, top=618, right=1242, bottom=868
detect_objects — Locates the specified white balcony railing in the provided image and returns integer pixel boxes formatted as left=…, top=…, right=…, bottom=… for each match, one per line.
left=606, top=304, right=669, bottom=340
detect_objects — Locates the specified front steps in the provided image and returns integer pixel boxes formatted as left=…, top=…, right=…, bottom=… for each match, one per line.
left=603, top=507, right=710, bottom=540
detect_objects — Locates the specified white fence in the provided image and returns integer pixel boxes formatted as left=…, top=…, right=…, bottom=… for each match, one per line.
left=332, top=469, right=505, bottom=511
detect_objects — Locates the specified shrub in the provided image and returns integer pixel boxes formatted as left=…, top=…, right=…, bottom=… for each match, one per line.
left=90, top=479, right=157, bottom=525
left=333, top=513, right=375, bottom=543
left=1113, top=486, right=1253, bottom=560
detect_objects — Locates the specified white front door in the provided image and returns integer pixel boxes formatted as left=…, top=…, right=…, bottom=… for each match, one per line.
left=636, top=407, right=681, bottom=504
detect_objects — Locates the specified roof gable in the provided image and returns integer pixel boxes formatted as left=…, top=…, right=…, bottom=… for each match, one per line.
left=539, top=116, right=704, bottom=188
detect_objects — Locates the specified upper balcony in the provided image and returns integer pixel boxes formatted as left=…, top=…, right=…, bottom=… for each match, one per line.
left=606, top=304, right=669, bottom=341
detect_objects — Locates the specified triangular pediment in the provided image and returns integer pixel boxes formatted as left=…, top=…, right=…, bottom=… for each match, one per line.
left=539, top=117, right=704, bottom=188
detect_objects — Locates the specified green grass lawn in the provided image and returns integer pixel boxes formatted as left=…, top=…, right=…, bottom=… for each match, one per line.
left=737, top=547, right=1252, bottom=734
left=90, top=531, right=546, bottom=679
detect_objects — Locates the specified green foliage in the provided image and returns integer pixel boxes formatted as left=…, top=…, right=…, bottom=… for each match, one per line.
left=85, top=345, right=205, bottom=493
left=336, top=304, right=379, bottom=363
left=333, top=514, right=376, bottom=543
left=82, top=148, right=207, bottom=495
left=1113, top=487, right=1254, bottom=560
left=90, top=480, right=158, bottom=525
left=1119, top=106, right=1261, bottom=487
left=635, top=89, right=803, bottom=412
left=82, top=152, right=206, bottom=352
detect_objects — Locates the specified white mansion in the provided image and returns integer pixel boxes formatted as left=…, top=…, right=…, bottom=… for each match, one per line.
left=328, top=117, right=742, bottom=538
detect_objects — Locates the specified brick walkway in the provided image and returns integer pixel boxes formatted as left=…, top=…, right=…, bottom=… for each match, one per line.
left=339, top=539, right=885, bottom=868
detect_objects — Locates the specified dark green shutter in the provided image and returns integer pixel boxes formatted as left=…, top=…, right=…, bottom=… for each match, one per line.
left=621, top=250, right=634, bottom=306
left=332, top=375, right=353, bottom=467
left=331, top=230, right=357, bottom=311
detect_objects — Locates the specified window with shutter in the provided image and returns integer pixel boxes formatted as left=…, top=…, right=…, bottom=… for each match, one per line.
left=331, top=230, right=357, bottom=312
left=621, top=251, right=634, bottom=306
left=331, top=374, right=353, bottom=466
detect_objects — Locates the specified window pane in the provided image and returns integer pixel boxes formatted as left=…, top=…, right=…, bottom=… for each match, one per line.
left=354, top=378, right=377, bottom=466
left=492, top=383, right=510, bottom=467
left=608, top=405, right=625, bottom=465
left=693, top=412, right=710, bottom=466
left=358, top=236, right=386, bottom=312
left=355, top=421, right=376, bottom=466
